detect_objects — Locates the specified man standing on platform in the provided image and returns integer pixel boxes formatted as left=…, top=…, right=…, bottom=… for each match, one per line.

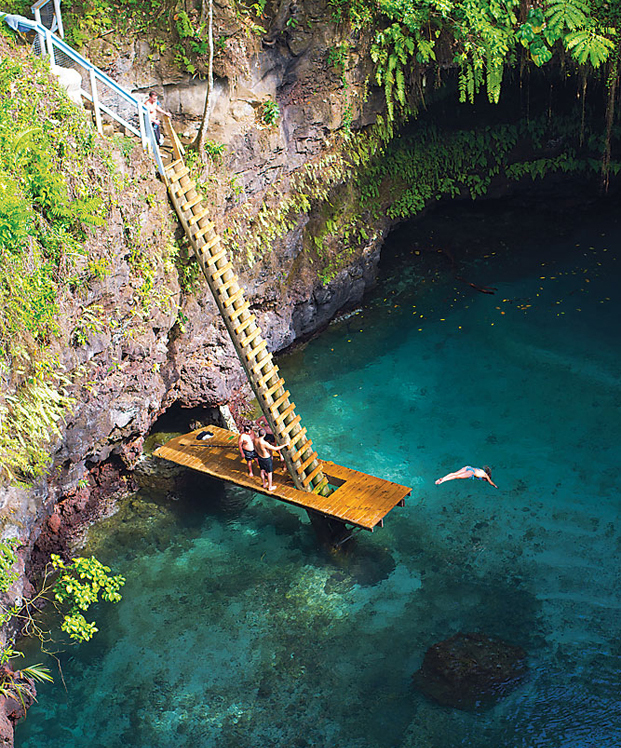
left=255, top=429, right=289, bottom=492
left=238, top=425, right=258, bottom=477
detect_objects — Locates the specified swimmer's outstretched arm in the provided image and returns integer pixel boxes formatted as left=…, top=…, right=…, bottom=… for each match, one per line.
left=482, top=473, right=498, bottom=488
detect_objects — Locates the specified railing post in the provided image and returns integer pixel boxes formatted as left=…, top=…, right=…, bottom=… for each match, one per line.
left=33, top=7, right=45, bottom=54
left=162, top=114, right=184, bottom=162
left=45, top=28, right=55, bottom=65
left=90, top=69, right=103, bottom=136
left=53, top=0, right=64, bottom=38
left=138, top=103, right=148, bottom=150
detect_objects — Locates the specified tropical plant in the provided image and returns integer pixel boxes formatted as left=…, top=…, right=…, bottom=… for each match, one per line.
left=336, top=0, right=618, bottom=119
left=0, top=537, right=125, bottom=708
left=260, top=99, right=280, bottom=126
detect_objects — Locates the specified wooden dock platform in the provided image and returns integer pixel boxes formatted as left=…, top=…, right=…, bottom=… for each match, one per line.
left=154, top=427, right=411, bottom=531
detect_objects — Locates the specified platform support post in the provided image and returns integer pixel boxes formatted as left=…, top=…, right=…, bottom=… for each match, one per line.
left=306, top=510, right=351, bottom=549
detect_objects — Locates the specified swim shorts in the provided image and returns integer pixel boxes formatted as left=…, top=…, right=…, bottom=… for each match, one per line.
left=243, top=449, right=257, bottom=460
left=258, top=455, right=273, bottom=473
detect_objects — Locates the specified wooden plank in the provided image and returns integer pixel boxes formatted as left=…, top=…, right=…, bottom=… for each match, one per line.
left=301, top=463, right=323, bottom=487
left=240, top=326, right=262, bottom=349
left=188, top=208, right=211, bottom=227
left=250, top=354, right=272, bottom=376
left=195, top=222, right=216, bottom=240
left=274, top=401, right=296, bottom=424
left=223, top=288, right=244, bottom=309
left=288, top=427, right=307, bottom=450
left=181, top=195, right=202, bottom=212
left=269, top=389, right=290, bottom=412
left=229, top=302, right=250, bottom=321
left=280, top=414, right=301, bottom=435
left=245, top=338, right=267, bottom=360
left=291, top=438, right=312, bottom=463
left=298, top=450, right=318, bottom=473
left=171, top=182, right=194, bottom=201
left=257, top=365, right=279, bottom=389
left=234, top=314, right=256, bottom=336
left=169, top=166, right=190, bottom=182
left=264, top=377, right=285, bottom=397
left=217, top=276, right=238, bottom=296
left=205, top=247, right=227, bottom=267
left=212, top=261, right=234, bottom=281
left=166, top=159, right=183, bottom=173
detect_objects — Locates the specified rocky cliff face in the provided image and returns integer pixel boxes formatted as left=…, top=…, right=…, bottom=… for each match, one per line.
left=1, top=0, right=386, bottom=591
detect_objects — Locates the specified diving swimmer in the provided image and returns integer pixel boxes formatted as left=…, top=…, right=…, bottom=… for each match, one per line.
left=435, top=465, right=498, bottom=488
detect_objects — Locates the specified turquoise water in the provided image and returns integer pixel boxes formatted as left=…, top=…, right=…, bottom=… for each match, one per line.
left=17, top=200, right=620, bottom=748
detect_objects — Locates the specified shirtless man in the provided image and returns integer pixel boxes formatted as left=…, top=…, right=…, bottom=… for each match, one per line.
left=435, top=465, right=498, bottom=488
left=237, top=425, right=258, bottom=477
left=254, top=428, right=289, bottom=491
left=145, top=91, right=170, bottom=146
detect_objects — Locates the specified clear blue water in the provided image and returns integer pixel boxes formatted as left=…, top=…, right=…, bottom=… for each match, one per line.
left=16, top=200, right=621, bottom=748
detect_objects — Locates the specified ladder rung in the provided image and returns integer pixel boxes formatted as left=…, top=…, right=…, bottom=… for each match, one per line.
left=166, top=159, right=183, bottom=173
left=212, top=261, right=234, bottom=280
left=169, top=166, right=190, bottom=182
left=195, top=222, right=216, bottom=240
left=188, top=208, right=211, bottom=227
left=264, top=377, right=285, bottom=397
left=299, top=451, right=318, bottom=473
left=199, top=235, right=220, bottom=253
left=269, top=390, right=290, bottom=412
left=181, top=195, right=202, bottom=212
left=274, top=401, right=296, bottom=424
left=257, top=365, right=279, bottom=389
left=288, top=427, right=307, bottom=449
left=217, top=276, right=238, bottom=296
left=291, top=438, right=311, bottom=463
left=234, top=314, right=256, bottom=336
left=302, top=463, right=323, bottom=488
left=240, top=326, right=262, bottom=349
left=205, top=248, right=227, bottom=266
left=223, top=288, right=245, bottom=308
left=229, top=302, right=250, bottom=321
left=251, top=354, right=272, bottom=376
left=171, top=180, right=194, bottom=200
left=280, top=414, right=301, bottom=436
left=245, top=338, right=267, bottom=360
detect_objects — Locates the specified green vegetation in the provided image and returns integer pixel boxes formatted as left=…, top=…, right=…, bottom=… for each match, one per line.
left=358, top=112, right=621, bottom=219
left=0, top=538, right=125, bottom=703
left=50, top=554, right=125, bottom=642
left=259, top=99, right=281, bottom=127
left=0, top=38, right=180, bottom=487
left=0, top=49, right=103, bottom=483
left=331, top=0, right=618, bottom=118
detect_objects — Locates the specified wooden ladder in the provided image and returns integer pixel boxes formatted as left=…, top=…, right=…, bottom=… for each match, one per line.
left=161, top=120, right=326, bottom=494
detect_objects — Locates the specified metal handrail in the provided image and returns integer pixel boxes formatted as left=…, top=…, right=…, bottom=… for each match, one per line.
left=31, top=0, right=63, bottom=38
left=2, top=14, right=166, bottom=177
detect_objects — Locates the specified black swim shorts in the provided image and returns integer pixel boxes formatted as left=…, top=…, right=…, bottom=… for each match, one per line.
left=258, top=455, right=273, bottom=473
left=243, top=449, right=258, bottom=460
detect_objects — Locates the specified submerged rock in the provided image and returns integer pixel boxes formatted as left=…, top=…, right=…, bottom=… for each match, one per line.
left=413, top=632, right=528, bottom=710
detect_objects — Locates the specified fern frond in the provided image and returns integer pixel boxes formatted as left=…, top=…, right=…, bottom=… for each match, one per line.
left=564, top=29, right=615, bottom=68
left=544, top=0, right=590, bottom=33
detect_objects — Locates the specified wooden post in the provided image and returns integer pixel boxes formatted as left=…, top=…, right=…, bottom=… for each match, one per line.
left=306, top=510, right=351, bottom=549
